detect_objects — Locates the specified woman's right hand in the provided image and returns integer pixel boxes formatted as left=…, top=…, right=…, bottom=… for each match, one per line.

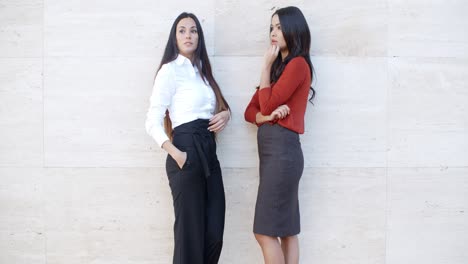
left=173, top=151, right=187, bottom=169
left=162, top=141, right=188, bottom=169
left=263, top=44, right=280, bottom=69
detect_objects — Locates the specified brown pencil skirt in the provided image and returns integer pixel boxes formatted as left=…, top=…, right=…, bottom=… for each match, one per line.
left=253, top=123, right=304, bottom=237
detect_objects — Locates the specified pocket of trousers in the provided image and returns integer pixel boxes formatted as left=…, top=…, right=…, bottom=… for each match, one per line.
left=166, top=150, right=189, bottom=174
left=179, top=149, right=191, bottom=170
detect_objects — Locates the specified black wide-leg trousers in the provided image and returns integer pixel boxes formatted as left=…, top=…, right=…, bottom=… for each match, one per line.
left=165, top=119, right=225, bottom=264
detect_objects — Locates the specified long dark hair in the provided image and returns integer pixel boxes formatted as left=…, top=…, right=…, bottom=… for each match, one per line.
left=271, top=6, right=315, bottom=102
left=156, top=12, right=230, bottom=138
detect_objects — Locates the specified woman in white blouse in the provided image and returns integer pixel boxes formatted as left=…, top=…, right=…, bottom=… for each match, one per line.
left=145, top=12, right=230, bottom=264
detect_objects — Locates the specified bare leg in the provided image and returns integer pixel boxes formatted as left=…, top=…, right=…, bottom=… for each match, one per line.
left=280, top=235, right=299, bottom=264
left=255, top=233, right=285, bottom=264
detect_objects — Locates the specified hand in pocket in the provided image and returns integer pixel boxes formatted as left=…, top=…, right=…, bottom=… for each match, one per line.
left=174, top=151, right=187, bottom=169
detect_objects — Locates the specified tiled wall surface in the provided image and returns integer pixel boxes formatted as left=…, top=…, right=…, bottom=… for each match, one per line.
left=1, top=0, right=467, bottom=263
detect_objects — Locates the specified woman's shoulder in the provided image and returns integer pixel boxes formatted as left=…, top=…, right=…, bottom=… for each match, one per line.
left=157, top=61, right=176, bottom=77
left=283, top=56, right=309, bottom=76
left=162, top=59, right=178, bottom=69
left=287, top=56, right=308, bottom=68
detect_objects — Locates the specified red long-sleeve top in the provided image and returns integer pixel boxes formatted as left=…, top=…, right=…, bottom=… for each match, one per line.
left=244, top=56, right=311, bottom=134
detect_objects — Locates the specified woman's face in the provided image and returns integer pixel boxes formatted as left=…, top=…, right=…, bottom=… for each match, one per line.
left=176, top=17, right=199, bottom=59
left=270, top=14, right=287, bottom=52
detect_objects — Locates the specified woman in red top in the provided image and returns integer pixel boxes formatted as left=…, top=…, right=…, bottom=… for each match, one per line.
left=244, top=6, right=315, bottom=264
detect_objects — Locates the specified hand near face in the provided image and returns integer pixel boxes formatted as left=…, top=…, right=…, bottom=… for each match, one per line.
left=263, top=45, right=280, bottom=68
left=208, top=110, right=230, bottom=132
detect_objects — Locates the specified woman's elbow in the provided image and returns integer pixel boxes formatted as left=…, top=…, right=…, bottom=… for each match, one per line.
left=244, top=110, right=253, bottom=123
left=144, top=119, right=154, bottom=136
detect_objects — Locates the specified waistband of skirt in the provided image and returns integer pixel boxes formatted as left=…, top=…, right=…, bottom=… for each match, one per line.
left=259, top=123, right=299, bottom=136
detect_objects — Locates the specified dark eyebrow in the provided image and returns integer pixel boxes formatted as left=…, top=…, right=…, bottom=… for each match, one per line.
left=177, top=26, right=197, bottom=29
left=270, top=23, right=281, bottom=27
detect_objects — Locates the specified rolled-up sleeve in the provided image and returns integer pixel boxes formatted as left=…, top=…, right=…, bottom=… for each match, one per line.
left=145, top=64, right=175, bottom=148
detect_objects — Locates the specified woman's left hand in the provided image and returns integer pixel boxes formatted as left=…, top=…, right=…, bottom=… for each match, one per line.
left=208, top=110, right=230, bottom=132
left=271, top=104, right=290, bottom=120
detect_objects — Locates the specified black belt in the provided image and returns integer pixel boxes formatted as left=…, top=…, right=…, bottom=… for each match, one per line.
left=173, top=119, right=216, bottom=179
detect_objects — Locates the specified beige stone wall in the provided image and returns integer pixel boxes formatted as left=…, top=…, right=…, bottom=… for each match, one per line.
left=1, top=0, right=467, bottom=263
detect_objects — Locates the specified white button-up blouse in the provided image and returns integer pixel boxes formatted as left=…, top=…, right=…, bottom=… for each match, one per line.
left=145, top=54, right=216, bottom=147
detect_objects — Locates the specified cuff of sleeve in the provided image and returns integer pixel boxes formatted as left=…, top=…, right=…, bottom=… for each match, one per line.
left=153, top=132, right=170, bottom=149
